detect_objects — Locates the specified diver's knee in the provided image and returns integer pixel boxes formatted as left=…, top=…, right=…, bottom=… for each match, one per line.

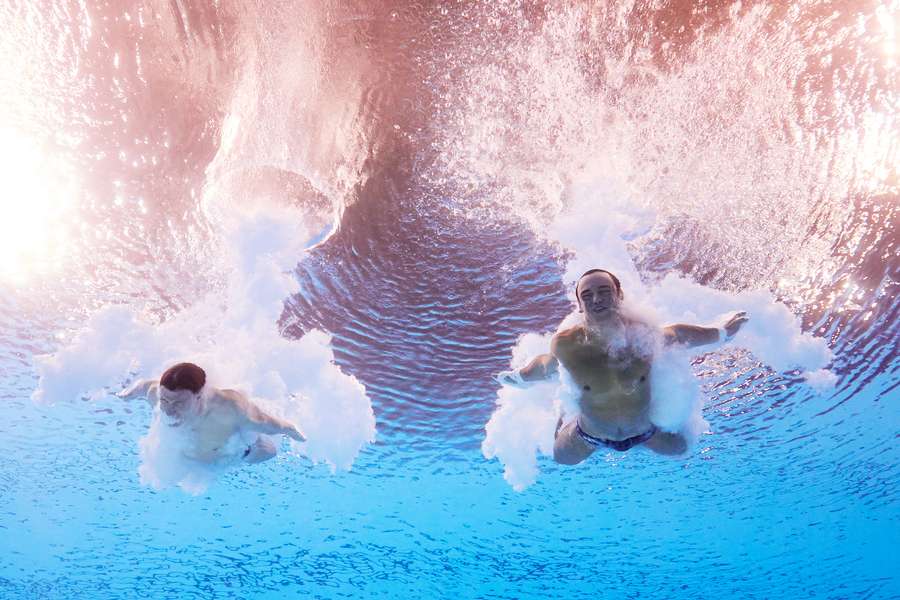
left=666, top=433, right=688, bottom=456
left=244, top=436, right=278, bottom=464
left=553, top=422, right=590, bottom=465
left=258, top=436, right=277, bottom=459
left=655, top=445, right=686, bottom=457
left=554, top=454, right=578, bottom=465
left=553, top=446, right=586, bottom=465
left=645, top=432, right=688, bottom=456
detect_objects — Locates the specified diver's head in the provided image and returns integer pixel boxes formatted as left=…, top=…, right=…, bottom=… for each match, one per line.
left=159, top=362, right=206, bottom=418
left=575, top=269, right=624, bottom=323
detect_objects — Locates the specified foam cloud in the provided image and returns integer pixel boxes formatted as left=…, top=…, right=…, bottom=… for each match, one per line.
left=32, top=193, right=375, bottom=493
left=484, top=180, right=833, bottom=490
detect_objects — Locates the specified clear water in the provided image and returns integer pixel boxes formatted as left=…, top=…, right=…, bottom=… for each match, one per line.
left=1, top=1, right=898, bottom=598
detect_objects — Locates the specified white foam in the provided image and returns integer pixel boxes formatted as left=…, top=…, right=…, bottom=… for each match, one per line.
left=803, top=368, right=839, bottom=393
left=482, top=380, right=560, bottom=492
left=559, top=181, right=836, bottom=384
left=482, top=332, right=561, bottom=491
left=484, top=179, right=834, bottom=490
left=136, top=391, right=262, bottom=495
left=648, top=345, right=707, bottom=438
left=32, top=193, right=375, bottom=493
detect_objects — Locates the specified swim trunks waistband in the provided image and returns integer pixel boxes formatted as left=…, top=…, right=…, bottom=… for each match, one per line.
left=575, top=420, right=657, bottom=452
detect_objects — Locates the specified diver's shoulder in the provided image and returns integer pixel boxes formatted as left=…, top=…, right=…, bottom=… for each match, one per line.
left=209, top=388, right=248, bottom=410
left=554, top=325, right=584, bottom=340
left=552, top=326, right=583, bottom=351
left=624, top=317, right=657, bottom=332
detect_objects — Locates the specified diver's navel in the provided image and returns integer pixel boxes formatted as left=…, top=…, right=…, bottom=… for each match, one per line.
left=583, top=385, right=591, bottom=391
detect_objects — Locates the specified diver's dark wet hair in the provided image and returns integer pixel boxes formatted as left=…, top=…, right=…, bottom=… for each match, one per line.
left=160, top=362, right=206, bottom=393
left=576, top=269, right=624, bottom=300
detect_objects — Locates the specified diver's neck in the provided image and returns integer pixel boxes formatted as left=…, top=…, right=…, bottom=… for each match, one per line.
left=192, top=387, right=210, bottom=416
left=583, top=314, right=625, bottom=343
left=178, top=388, right=209, bottom=423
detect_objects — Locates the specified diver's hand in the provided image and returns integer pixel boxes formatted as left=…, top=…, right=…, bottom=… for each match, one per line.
left=287, top=425, right=306, bottom=443
left=495, top=369, right=531, bottom=389
left=721, top=311, right=750, bottom=341
left=116, top=379, right=154, bottom=400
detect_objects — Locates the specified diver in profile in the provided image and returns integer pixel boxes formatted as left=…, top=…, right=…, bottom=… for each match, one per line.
left=118, top=362, right=305, bottom=464
left=496, top=269, right=749, bottom=464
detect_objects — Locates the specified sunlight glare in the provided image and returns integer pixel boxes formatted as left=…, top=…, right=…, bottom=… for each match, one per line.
left=0, top=127, right=75, bottom=285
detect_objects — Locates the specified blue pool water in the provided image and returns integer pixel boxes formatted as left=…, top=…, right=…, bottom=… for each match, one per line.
left=1, top=1, right=898, bottom=598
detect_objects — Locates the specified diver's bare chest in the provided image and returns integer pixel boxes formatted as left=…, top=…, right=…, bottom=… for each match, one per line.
left=558, top=345, right=650, bottom=395
left=184, top=410, right=237, bottom=449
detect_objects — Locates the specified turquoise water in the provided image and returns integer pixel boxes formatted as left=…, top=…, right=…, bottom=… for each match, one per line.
left=2, top=1, right=898, bottom=598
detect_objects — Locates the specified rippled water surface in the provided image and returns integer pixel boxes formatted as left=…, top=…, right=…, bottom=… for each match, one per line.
left=1, top=1, right=897, bottom=598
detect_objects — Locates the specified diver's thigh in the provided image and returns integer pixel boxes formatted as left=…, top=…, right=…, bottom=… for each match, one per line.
left=553, top=420, right=595, bottom=465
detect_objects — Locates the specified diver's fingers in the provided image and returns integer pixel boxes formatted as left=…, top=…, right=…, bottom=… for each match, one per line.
left=117, top=378, right=153, bottom=399
left=728, top=311, right=749, bottom=324
left=291, top=426, right=306, bottom=442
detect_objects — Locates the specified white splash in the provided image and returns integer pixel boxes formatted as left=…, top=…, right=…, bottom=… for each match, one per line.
left=482, top=332, right=561, bottom=492
left=484, top=179, right=834, bottom=490
left=32, top=189, right=375, bottom=493
left=137, top=391, right=265, bottom=495
left=803, top=368, right=839, bottom=393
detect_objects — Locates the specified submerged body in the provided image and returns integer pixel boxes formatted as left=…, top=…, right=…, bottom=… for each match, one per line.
left=554, top=322, right=654, bottom=441
left=498, top=270, right=748, bottom=464
left=548, top=319, right=687, bottom=463
left=119, top=363, right=304, bottom=465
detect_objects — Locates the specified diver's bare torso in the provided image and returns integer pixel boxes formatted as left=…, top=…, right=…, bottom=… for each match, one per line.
left=553, top=324, right=653, bottom=440
left=549, top=321, right=688, bottom=463
left=128, top=382, right=288, bottom=464
left=500, top=268, right=748, bottom=465
left=146, top=385, right=251, bottom=461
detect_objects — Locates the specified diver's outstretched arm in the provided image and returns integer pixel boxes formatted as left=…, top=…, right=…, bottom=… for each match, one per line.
left=521, top=353, right=559, bottom=380
left=663, top=311, right=749, bottom=348
left=662, top=324, right=719, bottom=347
left=496, top=354, right=559, bottom=388
left=239, top=399, right=305, bottom=442
left=116, top=379, right=158, bottom=404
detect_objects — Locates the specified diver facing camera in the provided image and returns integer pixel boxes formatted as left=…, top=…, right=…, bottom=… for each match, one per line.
left=495, top=269, right=749, bottom=464
left=118, top=362, right=304, bottom=464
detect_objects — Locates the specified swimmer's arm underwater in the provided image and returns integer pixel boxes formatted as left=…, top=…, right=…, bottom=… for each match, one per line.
left=226, top=391, right=306, bottom=442
left=663, top=311, right=749, bottom=348
left=116, top=379, right=159, bottom=405
left=495, top=353, right=559, bottom=388
left=521, top=353, right=559, bottom=381
left=662, top=324, right=719, bottom=347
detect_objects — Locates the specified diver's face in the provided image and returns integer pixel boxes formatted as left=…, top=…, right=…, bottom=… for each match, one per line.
left=577, top=272, right=621, bottom=322
left=159, top=387, right=196, bottom=417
